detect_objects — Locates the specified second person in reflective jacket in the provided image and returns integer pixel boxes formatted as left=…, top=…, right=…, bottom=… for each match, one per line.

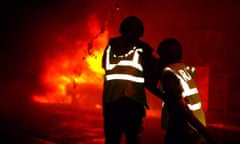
left=157, top=38, right=218, bottom=144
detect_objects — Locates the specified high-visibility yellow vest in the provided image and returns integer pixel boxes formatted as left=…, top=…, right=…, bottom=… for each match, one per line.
left=102, top=44, right=148, bottom=107
left=161, top=63, right=206, bottom=130
left=105, top=45, right=144, bottom=83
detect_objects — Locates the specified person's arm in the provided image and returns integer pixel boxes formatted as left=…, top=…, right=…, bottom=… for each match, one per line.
left=144, top=55, right=165, bottom=100
left=145, top=82, right=165, bottom=100
left=142, top=44, right=166, bottom=100
left=102, top=50, right=106, bottom=69
left=181, top=105, right=219, bottom=144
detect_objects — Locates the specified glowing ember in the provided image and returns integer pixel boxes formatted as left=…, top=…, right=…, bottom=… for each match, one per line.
left=32, top=16, right=108, bottom=106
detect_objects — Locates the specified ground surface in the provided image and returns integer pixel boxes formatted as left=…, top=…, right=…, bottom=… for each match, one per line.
left=1, top=104, right=240, bottom=144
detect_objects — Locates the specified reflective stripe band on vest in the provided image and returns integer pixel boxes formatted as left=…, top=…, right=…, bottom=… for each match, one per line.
left=105, top=45, right=143, bottom=71
left=104, top=45, right=144, bottom=83
left=187, top=102, right=202, bottom=111
left=164, top=67, right=201, bottom=111
left=105, top=74, right=144, bottom=83
left=182, top=87, right=199, bottom=98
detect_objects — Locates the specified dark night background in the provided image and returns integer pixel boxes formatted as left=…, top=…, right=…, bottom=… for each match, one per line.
left=1, top=0, right=240, bottom=143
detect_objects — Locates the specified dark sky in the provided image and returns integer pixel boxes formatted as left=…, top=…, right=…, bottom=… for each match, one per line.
left=1, top=0, right=240, bottom=113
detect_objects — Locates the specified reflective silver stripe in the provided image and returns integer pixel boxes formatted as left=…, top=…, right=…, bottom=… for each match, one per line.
left=182, top=87, right=199, bottom=97
left=162, top=102, right=165, bottom=108
left=178, top=69, right=192, bottom=81
left=106, top=45, right=113, bottom=70
left=105, top=74, right=144, bottom=83
left=116, top=46, right=137, bottom=58
left=164, top=67, right=199, bottom=98
left=105, top=45, right=143, bottom=71
left=164, top=67, right=202, bottom=110
left=187, top=102, right=202, bottom=111
left=176, top=74, right=199, bottom=98
left=186, top=66, right=196, bottom=74
left=162, top=100, right=202, bottom=111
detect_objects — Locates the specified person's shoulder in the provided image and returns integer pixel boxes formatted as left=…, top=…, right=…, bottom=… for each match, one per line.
left=136, top=39, right=153, bottom=53
left=109, top=36, right=121, bottom=42
left=108, top=36, right=123, bottom=46
left=137, top=39, right=151, bottom=47
left=162, top=65, right=178, bottom=79
left=167, top=62, right=185, bottom=69
left=162, top=70, right=180, bottom=88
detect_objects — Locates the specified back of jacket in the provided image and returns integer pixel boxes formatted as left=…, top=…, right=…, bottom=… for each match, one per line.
left=102, top=36, right=156, bottom=108
left=161, top=63, right=206, bottom=131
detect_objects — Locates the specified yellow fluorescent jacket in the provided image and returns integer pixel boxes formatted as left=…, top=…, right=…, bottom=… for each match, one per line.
left=161, top=63, right=206, bottom=129
left=102, top=45, right=148, bottom=107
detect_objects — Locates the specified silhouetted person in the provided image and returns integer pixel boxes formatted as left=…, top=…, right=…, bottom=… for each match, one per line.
left=101, top=16, right=161, bottom=144
left=157, top=38, right=218, bottom=144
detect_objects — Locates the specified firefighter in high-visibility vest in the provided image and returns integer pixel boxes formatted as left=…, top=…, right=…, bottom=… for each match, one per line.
left=102, top=16, right=162, bottom=144
left=157, top=38, right=218, bottom=144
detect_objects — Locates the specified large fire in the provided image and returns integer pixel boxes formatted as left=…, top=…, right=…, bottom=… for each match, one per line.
left=31, top=14, right=209, bottom=118
left=32, top=16, right=108, bottom=108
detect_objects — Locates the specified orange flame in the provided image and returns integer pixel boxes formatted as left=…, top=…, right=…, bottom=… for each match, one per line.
left=32, top=16, right=108, bottom=107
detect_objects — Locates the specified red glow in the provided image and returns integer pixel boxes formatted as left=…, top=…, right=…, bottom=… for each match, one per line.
left=31, top=15, right=210, bottom=118
left=32, top=16, right=108, bottom=107
left=195, top=66, right=210, bottom=112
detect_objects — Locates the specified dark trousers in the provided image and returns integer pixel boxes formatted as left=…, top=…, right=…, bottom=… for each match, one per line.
left=103, top=97, right=146, bottom=144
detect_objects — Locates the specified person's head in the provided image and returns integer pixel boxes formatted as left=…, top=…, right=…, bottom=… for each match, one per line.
left=119, top=16, right=144, bottom=38
left=157, top=38, right=182, bottom=65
